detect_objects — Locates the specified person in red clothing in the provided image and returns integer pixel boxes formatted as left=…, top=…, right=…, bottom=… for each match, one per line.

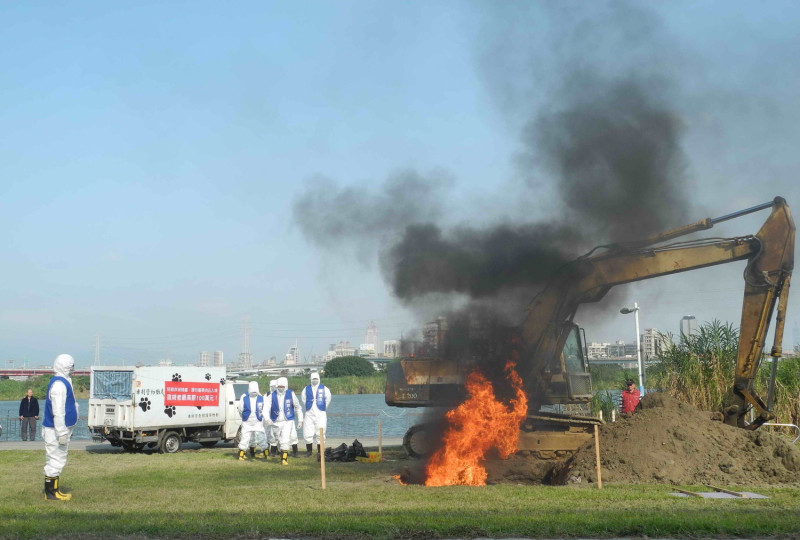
left=620, top=378, right=641, bottom=414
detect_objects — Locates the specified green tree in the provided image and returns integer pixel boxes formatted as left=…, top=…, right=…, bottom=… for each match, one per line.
left=323, top=356, right=376, bottom=377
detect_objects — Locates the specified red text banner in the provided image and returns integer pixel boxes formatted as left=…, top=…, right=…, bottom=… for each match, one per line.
left=164, top=381, right=220, bottom=407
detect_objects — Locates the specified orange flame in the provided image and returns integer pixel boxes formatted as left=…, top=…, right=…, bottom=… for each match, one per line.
left=424, top=360, right=528, bottom=486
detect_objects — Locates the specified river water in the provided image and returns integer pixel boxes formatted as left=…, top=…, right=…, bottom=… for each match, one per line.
left=0, top=394, right=425, bottom=442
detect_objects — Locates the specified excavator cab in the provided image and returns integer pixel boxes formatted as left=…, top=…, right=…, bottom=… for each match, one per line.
left=557, top=323, right=593, bottom=402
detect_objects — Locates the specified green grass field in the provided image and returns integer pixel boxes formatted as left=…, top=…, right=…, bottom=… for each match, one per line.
left=2, top=446, right=798, bottom=539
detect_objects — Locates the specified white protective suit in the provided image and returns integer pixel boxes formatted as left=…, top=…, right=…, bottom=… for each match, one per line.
left=268, top=377, right=302, bottom=452
left=237, top=381, right=267, bottom=452
left=43, top=354, right=77, bottom=478
left=301, top=372, right=332, bottom=446
left=265, top=379, right=278, bottom=449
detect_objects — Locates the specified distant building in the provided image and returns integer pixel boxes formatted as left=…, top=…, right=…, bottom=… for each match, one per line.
left=238, top=352, right=253, bottom=368
left=285, top=342, right=299, bottom=365
left=365, top=321, right=379, bottom=350
left=608, top=340, right=638, bottom=357
left=587, top=342, right=610, bottom=359
left=680, top=316, right=698, bottom=338
left=199, top=351, right=210, bottom=367
left=383, top=340, right=401, bottom=358
left=325, top=341, right=357, bottom=362
left=422, top=317, right=448, bottom=356
left=641, top=328, right=670, bottom=360
left=213, top=351, right=224, bottom=366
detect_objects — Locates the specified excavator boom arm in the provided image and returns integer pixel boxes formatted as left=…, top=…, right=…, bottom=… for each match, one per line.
left=523, top=197, right=794, bottom=426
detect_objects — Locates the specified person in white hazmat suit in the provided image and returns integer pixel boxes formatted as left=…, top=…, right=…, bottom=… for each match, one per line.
left=42, top=354, right=78, bottom=501
left=265, top=379, right=279, bottom=456
left=236, top=381, right=267, bottom=460
left=301, top=372, right=332, bottom=458
left=267, top=377, right=302, bottom=466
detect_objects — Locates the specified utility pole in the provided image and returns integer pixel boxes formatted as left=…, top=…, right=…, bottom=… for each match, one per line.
left=239, top=316, right=252, bottom=368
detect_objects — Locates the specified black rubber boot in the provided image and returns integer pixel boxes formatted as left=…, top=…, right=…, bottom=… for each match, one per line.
left=317, top=444, right=322, bottom=462
left=249, top=447, right=256, bottom=458
left=292, top=444, right=298, bottom=458
left=44, top=476, right=71, bottom=501
left=305, top=443, right=313, bottom=457
left=270, top=445, right=278, bottom=457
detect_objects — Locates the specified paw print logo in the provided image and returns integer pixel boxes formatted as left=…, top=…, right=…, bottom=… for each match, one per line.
left=205, top=373, right=211, bottom=381
left=220, top=378, right=226, bottom=385
left=164, top=406, right=176, bottom=418
left=196, top=406, right=202, bottom=410
left=139, top=397, right=151, bottom=412
left=172, top=373, right=182, bottom=382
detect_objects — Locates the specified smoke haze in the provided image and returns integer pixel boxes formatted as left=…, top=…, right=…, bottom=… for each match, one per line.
left=294, top=1, right=694, bottom=325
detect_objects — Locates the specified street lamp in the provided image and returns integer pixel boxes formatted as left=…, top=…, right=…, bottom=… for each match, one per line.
left=620, top=302, right=645, bottom=396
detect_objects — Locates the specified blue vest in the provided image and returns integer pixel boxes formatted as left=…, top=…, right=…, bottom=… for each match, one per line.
left=304, top=385, right=327, bottom=412
left=241, top=394, right=264, bottom=421
left=269, top=390, right=295, bottom=421
left=42, top=376, right=77, bottom=428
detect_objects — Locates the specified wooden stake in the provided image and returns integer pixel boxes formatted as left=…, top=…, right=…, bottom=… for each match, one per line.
left=707, top=485, right=748, bottom=498
left=378, top=418, right=383, bottom=456
left=594, top=424, right=603, bottom=489
left=319, top=427, right=326, bottom=490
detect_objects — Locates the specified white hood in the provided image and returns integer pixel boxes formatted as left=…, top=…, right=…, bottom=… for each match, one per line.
left=248, top=381, right=260, bottom=396
left=276, top=377, right=288, bottom=393
left=310, top=372, right=320, bottom=385
left=53, top=354, right=74, bottom=379
left=269, top=379, right=277, bottom=391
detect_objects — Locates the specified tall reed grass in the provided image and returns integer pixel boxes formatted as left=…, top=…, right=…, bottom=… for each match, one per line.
left=647, top=320, right=800, bottom=426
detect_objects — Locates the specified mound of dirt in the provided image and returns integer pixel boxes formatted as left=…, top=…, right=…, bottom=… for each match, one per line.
left=484, top=392, right=800, bottom=486
left=549, top=393, right=800, bottom=486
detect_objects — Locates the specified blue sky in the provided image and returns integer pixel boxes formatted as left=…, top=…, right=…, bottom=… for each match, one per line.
left=1, top=1, right=798, bottom=368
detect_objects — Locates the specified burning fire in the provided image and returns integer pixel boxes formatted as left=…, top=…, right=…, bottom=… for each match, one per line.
left=424, top=360, right=528, bottom=486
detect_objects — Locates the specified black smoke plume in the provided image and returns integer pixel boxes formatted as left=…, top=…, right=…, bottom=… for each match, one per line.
left=293, top=0, right=693, bottom=348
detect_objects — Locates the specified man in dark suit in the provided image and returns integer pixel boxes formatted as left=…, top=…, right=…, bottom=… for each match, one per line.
left=19, top=388, right=40, bottom=441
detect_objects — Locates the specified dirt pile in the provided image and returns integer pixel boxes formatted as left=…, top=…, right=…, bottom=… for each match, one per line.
left=485, top=392, right=800, bottom=486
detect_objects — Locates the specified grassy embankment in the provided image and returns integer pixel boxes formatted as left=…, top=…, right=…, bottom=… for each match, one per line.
left=0, top=376, right=90, bottom=401
left=1, top=446, right=798, bottom=539
left=0, top=374, right=386, bottom=401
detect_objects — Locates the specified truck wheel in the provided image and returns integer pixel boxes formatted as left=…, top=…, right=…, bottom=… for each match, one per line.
left=159, top=431, right=182, bottom=454
left=403, top=424, right=434, bottom=458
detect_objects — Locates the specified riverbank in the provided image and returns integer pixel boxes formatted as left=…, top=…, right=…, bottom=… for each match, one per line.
left=1, top=446, right=798, bottom=539
left=0, top=437, right=403, bottom=451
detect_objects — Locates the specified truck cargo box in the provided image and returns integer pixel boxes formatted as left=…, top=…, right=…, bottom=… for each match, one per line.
left=88, top=366, right=247, bottom=452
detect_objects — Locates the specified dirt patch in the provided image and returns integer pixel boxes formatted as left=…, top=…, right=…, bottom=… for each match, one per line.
left=486, top=392, right=800, bottom=486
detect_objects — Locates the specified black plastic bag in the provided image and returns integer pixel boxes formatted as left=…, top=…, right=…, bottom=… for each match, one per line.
left=324, top=443, right=348, bottom=462
left=343, top=439, right=368, bottom=462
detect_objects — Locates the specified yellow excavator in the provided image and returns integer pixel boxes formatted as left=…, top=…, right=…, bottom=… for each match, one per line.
left=386, top=197, right=794, bottom=458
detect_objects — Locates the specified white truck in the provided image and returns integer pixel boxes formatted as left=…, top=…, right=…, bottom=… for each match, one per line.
left=87, top=366, right=249, bottom=453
